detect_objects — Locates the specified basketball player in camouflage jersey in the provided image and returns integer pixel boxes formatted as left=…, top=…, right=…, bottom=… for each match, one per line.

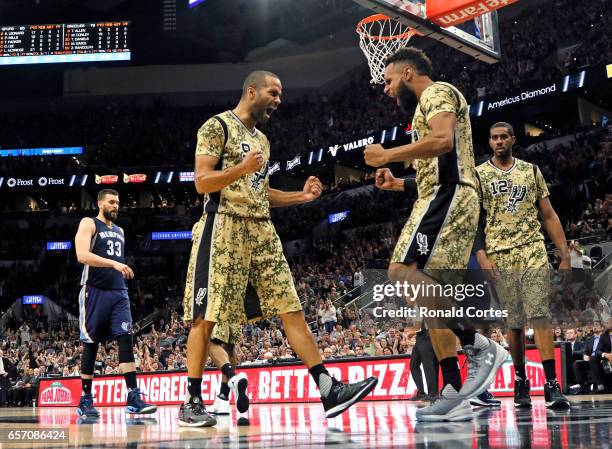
left=184, top=219, right=249, bottom=420
left=179, top=71, right=378, bottom=427
left=474, top=122, right=570, bottom=408
left=364, top=47, right=507, bottom=421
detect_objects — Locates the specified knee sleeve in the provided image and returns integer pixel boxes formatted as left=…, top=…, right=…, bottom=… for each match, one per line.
left=81, top=342, right=99, bottom=375
left=117, top=334, right=135, bottom=364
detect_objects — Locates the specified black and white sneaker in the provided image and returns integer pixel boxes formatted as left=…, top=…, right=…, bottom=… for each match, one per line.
left=228, top=372, right=249, bottom=413
left=322, top=377, right=378, bottom=418
left=178, top=396, right=217, bottom=427
left=514, top=377, right=532, bottom=408
left=544, top=380, right=570, bottom=409
left=469, top=390, right=501, bottom=407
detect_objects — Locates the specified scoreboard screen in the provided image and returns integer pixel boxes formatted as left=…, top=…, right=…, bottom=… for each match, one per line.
left=0, top=21, right=130, bottom=65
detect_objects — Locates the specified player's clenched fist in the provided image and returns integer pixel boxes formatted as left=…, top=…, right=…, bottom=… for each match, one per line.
left=240, top=149, right=264, bottom=174
left=303, top=176, right=323, bottom=201
left=374, top=168, right=396, bottom=190
left=364, top=144, right=387, bottom=167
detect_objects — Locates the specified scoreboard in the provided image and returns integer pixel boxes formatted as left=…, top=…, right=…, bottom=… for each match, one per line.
left=0, top=21, right=130, bottom=65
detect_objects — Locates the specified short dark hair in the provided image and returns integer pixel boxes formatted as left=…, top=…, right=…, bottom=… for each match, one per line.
left=242, top=70, right=279, bottom=95
left=97, top=189, right=119, bottom=201
left=385, top=47, right=433, bottom=77
left=490, top=122, right=515, bottom=136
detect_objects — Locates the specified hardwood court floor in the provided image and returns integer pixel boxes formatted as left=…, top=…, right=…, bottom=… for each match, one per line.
left=0, top=395, right=611, bottom=448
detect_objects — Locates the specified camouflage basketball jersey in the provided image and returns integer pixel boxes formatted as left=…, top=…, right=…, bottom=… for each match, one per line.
left=196, top=110, right=271, bottom=219
left=411, top=82, right=478, bottom=198
left=476, top=157, right=550, bottom=253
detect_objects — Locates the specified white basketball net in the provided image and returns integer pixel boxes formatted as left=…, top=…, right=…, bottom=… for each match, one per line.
left=357, top=14, right=420, bottom=85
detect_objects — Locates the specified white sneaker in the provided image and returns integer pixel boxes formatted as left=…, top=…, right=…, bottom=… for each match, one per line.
left=416, top=385, right=474, bottom=422
left=228, top=372, right=249, bottom=413
left=459, top=335, right=508, bottom=399
left=208, top=394, right=230, bottom=415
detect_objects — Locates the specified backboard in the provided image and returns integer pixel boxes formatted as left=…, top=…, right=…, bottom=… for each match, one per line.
left=353, top=0, right=501, bottom=63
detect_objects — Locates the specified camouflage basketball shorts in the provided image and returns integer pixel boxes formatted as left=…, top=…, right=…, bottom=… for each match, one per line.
left=183, top=213, right=302, bottom=327
left=211, top=321, right=243, bottom=345
left=489, top=240, right=551, bottom=328
left=391, top=184, right=479, bottom=272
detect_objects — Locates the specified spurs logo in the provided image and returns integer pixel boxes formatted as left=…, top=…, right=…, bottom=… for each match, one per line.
left=251, top=160, right=269, bottom=191
left=506, top=185, right=527, bottom=213
left=416, top=233, right=429, bottom=255
left=195, top=288, right=207, bottom=306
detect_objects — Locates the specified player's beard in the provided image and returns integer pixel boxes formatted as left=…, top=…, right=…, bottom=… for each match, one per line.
left=397, top=80, right=417, bottom=116
left=258, top=106, right=269, bottom=124
left=250, top=104, right=267, bottom=125
left=493, top=143, right=513, bottom=161
left=103, top=208, right=117, bottom=221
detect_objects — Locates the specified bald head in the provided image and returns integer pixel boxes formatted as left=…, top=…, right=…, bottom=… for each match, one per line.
left=242, top=70, right=279, bottom=96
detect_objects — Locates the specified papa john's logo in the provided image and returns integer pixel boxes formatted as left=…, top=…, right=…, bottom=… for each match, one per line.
left=40, top=381, right=73, bottom=405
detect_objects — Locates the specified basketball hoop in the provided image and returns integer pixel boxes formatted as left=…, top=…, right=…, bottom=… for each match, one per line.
left=356, top=14, right=422, bottom=85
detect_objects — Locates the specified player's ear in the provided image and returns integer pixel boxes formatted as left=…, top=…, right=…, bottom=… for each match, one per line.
left=402, top=64, right=413, bottom=82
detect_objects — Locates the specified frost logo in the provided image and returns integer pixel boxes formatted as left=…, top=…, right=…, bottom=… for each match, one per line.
left=416, top=233, right=429, bottom=255
left=195, top=288, right=207, bottom=306
left=37, top=177, right=64, bottom=186
left=328, top=144, right=341, bottom=157
left=5, top=178, right=33, bottom=187
left=40, top=382, right=73, bottom=405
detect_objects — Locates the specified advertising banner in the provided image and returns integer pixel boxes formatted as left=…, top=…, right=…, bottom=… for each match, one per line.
left=2, top=176, right=67, bottom=189
left=95, top=174, right=119, bottom=185
left=0, top=147, right=83, bottom=157
left=39, top=349, right=560, bottom=407
left=46, top=242, right=72, bottom=250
